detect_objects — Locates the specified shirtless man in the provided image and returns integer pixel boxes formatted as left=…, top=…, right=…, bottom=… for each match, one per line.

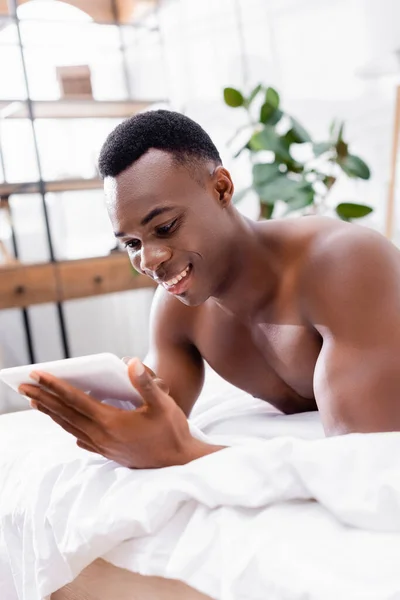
left=20, top=110, right=400, bottom=469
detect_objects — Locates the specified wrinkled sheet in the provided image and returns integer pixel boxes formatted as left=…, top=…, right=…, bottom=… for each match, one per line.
left=1, top=371, right=400, bottom=600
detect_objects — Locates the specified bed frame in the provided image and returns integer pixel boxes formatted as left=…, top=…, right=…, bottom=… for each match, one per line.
left=51, top=558, right=214, bottom=600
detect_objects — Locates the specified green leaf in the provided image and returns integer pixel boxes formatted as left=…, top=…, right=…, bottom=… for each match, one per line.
left=254, top=176, right=309, bottom=203
left=282, top=129, right=296, bottom=146
left=323, top=175, right=336, bottom=189
left=246, top=83, right=263, bottom=107
left=279, top=136, right=304, bottom=173
left=340, top=154, right=371, bottom=180
left=290, top=117, right=312, bottom=143
left=265, top=87, right=280, bottom=109
left=282, top=128, right=307, bottom=148
left=335, top=202, right=373, bottom=220
left=259, top=201, right=275, bottom=219
left=337, top=121, right=345, bottom=144
left=285, top=161, right=304, bottom=174
left=233, top=187, right=251, bottom=204
left=284, top=187, right=315, bottom=213
left=223, top=87, right=245, bottom=108
left=249, top=126, right=292, bottom=162
left=329, top=119, right=337, bottom=139
left=336, top=140, right=348, bottom=159
left=260, top=103, right=283, bottom=125
left=254, top=176, right=297, bottom=202
left=313, top=142, right=333, bottom=157
left=260, top=102, right=274, bottom=123
left=252, top=163, right=281, bottom=186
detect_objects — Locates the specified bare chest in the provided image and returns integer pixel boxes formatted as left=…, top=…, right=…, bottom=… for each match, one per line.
left=194, top=303, right=321, bottom=413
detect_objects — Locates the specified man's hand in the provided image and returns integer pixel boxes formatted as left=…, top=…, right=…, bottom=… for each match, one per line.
left=121, top=356, right=170, bottom=395
left=18, top=358, right=224, bottom=469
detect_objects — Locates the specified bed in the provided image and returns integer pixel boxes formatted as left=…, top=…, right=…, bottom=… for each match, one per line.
left=1, top=368, right=400, bottom=600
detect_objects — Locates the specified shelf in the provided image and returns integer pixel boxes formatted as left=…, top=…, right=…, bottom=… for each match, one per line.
left=0, top=99, right=165, bottom=119
left=0, top=178, right=103, bottom=197
left=0, top=261, right=59, bottom=308
left=0, top=181, right=39, bottom=196
left=46, top=178, right=103, bottom=192
left=0, top=12, right=157, bottom=29
left=0, top=253, right=156, bottom=309
left=0, top=0, right=158, bottom=24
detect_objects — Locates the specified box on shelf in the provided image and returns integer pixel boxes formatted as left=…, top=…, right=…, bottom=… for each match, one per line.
left=56, top=65, right=93, bottom=99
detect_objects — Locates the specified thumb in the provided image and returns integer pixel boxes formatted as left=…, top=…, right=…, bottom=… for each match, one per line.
left=127, top=358, right=169, bottom=410
left=123, top=356, right=169, bottom=393
left=123, top=356, right=158, bottom=379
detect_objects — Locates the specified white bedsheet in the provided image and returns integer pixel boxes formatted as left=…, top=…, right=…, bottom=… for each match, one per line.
left=1, top=370, right=400, bottom=600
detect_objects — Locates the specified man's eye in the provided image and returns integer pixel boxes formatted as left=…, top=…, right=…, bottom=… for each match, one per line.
left=156, top=218, right=178, bottom=236
left=124, top=239, right=141, bottom=250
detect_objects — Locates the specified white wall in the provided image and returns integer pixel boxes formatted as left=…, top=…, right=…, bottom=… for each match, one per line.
left=158, top=0, right=400, bottom=235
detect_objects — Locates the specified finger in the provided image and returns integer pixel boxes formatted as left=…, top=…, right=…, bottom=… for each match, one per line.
left=154, top=378, right=169, bottom=394
left=123, top=358, right=163, bottom=387
left=20, top=383, right=95, bottom=437
left=28, top=371, right=102, bottom=419
left=121, top=356, right=157, bottom=379
left=34, top=399, right=95, bottom=444
left=144, top=364, right=157, bottom=379
left=127, top=358, right=169, bottom=410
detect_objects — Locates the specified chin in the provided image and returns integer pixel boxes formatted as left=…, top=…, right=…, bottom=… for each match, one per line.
left=176, top=288, right=210, bottom=307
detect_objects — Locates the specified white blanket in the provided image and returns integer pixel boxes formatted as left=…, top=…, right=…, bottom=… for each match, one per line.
left=1, top=371, right=400, bottom=600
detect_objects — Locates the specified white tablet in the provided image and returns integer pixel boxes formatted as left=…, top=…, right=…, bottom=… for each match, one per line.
left=0, top=352, right=142, bottom=409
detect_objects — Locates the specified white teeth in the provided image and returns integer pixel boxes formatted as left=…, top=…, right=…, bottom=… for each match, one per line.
left=164, top=266, right=190, bottom=288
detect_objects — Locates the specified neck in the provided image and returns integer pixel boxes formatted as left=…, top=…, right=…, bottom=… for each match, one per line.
left=211, top=215, right=280, bottom=322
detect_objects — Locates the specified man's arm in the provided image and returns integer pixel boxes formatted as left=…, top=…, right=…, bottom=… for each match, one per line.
left=143, top=286, right=205, bottom=417
left=305, top=224, right=400, bottom=435
left=18, top=287, right=226, bottom=468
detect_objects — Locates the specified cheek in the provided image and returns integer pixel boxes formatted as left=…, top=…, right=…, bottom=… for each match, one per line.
left=129, top=252, right=142, bottom=272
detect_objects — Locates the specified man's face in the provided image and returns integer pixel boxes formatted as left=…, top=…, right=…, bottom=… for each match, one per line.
left=105, top=149, right=234, bottom=306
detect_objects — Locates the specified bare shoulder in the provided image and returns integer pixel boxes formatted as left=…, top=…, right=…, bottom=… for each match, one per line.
left=255, top=214, right=345, bottom=255
left=298, top=216, right=400, bottom=324
left=304, top=217, right=400, bottom=282
left=149, top=285, right=199, bottom=344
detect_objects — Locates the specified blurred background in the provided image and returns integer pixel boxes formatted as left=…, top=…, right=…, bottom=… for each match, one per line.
left=0, top=0, right=399, bottom=411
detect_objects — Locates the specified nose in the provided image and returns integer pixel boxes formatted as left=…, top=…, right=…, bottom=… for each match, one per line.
left=139, top=243, right=171, bottom=275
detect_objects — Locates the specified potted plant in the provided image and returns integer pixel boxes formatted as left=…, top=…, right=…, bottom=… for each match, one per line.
left=223, top=84, right=373, bottom=221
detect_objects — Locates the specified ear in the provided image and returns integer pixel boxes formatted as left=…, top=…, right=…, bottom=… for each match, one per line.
left=213, top=166, right=234, bottom=208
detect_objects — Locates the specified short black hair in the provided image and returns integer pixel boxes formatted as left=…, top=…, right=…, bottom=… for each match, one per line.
left=98, top=109, right=222, bottom=179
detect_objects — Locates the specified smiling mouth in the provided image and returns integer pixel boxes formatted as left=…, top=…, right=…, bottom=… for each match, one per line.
left=161, top=264, right=193, bottom=295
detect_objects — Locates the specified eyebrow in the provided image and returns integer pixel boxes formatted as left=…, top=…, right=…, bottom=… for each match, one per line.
left=114, top=206, right=176, bottom=238
left=140, top=206, right=175, bottom=226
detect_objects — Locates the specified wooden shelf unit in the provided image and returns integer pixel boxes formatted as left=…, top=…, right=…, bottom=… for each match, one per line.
left=0, top=177, right=103, bottom=196
left=0, top=99, right=164, bottom=119
left=0, top=0, right=166, bottom=361
left=0, top=253, right=156, bottom=310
